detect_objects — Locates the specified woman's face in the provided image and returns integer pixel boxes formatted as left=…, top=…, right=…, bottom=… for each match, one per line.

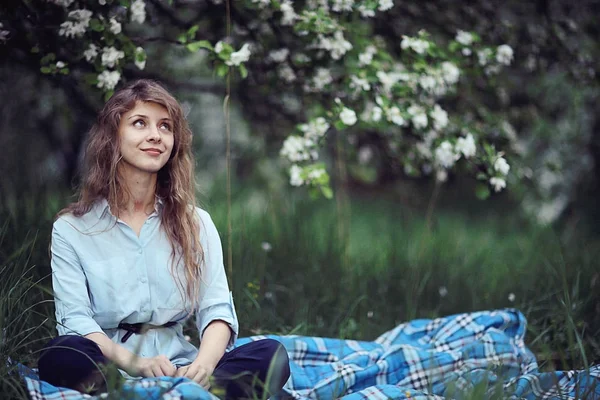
left=118, top=101, right=175, bottom=175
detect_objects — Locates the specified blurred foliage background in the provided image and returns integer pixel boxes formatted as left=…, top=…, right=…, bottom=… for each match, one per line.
left=1, top=1, right=600, bottom=397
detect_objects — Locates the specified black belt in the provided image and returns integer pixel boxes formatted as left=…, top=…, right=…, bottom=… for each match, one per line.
left=118, top=321, right=177, bottom=343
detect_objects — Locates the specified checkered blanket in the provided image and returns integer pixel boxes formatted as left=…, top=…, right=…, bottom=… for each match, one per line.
left=20, top=309, right=600, bottom=399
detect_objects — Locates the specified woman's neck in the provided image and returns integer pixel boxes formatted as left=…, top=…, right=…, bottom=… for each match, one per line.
left=120, top=168, right=158, bottom=216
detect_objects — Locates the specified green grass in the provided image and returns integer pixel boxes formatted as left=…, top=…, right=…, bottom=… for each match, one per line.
left=1, top=185, right=599, bottom=399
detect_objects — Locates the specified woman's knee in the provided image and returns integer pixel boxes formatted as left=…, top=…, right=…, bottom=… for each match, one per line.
left=259, top=339, right=290, bottom=387
left=38, top=335, right=108, bottom=391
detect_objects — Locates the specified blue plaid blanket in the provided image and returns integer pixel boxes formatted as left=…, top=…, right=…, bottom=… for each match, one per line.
left=20, top=309, right=600, bottom=399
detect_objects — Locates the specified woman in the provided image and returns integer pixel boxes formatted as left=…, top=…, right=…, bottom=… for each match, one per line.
left=38, top=79, right=290, bottom=398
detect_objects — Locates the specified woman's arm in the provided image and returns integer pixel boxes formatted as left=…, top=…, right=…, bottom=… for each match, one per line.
left=86, top=332, right=175, bottom=377
left=194, top=320, right=231, bottom=368
left=175, top=320, right=231, bottom=387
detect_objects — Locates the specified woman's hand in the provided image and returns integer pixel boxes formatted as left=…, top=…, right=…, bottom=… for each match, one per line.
left=131, top=355, right=176, bottom=378
left=175, top=362, right=214, bottom=389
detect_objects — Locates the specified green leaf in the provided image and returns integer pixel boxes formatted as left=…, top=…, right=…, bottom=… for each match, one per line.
left=320, top=186, right=333, bottom=199
left=89, top=18, right=104, bottom=32
left=41, top=53, right=56, bottom=64
left=334, top=120, right=346, bottom=131
left=216, top=63, right=229, bottom=77
left=186, top=25, right=199, bottom=39
left=84, top=73, right=98, bottom=85
left=40, top=66, right=51, bottom=74
left=60, top=68, right=70, bottom=75
left=239, top=64, right=248, bottom=79
left=177, top=33, right=187, bottom=44
left=31, top=46, right=40, bottom=54
left=104, top=90, right=114, bottom=102
left=185, top=40, right=213, bottom=53
left=475, top=184, right=490, bottom=200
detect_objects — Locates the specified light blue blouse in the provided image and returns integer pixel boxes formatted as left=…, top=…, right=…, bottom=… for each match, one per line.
left=50, top=198, right=239, bottom=368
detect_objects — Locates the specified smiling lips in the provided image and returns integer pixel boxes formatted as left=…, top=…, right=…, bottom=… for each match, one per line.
left=142, top=148, right=162, bottom=156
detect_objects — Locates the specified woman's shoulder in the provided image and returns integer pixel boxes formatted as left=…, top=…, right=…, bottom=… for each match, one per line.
left=53, top=200, right=107, bottom=233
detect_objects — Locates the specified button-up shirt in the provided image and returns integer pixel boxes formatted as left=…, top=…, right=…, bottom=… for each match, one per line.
left=50, top=198, right=239, bottom=368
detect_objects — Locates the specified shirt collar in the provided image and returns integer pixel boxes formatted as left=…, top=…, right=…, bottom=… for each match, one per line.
left=95, top=196, right=164, bottom=219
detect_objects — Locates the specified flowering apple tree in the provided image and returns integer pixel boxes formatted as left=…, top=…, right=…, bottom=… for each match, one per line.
left=1, top=0, right=517, bottom=200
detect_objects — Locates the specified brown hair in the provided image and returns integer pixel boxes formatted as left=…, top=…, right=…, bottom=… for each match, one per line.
left=59, top=79, right=202, bottom=309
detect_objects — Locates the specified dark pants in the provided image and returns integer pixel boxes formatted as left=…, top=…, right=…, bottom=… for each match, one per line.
left=38, top=335, right=290, bottom=399
left=213, top=339, right=291, bottom=399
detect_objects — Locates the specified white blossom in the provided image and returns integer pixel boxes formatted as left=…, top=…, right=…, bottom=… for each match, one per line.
left=418, top=75, right=437, bottom=92
left=357, top=5, right=375, bottom=17
left=455, top=134, right=476, bottom=158
left=441, top=62, right=460, bottom=85
left=438, top=286, right=448, bottom=297
left=350, top=75, right=370, bottom=92
left=281, top=136, right=316, bottom=162
left=268, top=48, right=289, bottom=63
left=289, top=165, right=304, bottom=186
left=332, top=0, right=354, bottom=12
left=299, top=117, right=329, bottom=139
left=278, top=63, right=296, bottom=82
left=251, top=0, right=270, bottom=8
left=358, top=147, right=373, bottom=164
left=508, top=293, right=516, bottom=302
left=97, top=70, right=120, bottom=91
left=376, top=71, right=402, bottom=93
left=462, top=48, right=472, bottom=56
left=371, top=106, right=383, bottom=122
left=109, top=18, right=121, bottom=35
left=261, top=242, right=272, bottom=252
left=435, top=141, right=458, bottom=168
left=317, top=30, right=352, bottom=60
left=496, top=44, right=514, bottom=66
left=312, top=68, right=333, bottom=90
left=386, top=106, right=406, bottom=126
left=430, top=104, right=448, bottom=130
left=477, top=48, right=492, bottom=66
left=99, top=0, right=106, bottom=4
left=56, top=61, right=65, bottom=68
left=307, top=168, right=325, bottom=181
left=214, top=41, right=224, bottom=54
left=407, top=104, right=428, bottom=130
left=416, top=142, right=432, bottom=159
left=378, top=0, right=394, bottom=11
left=494, top=156, right=510, bottom=175
left=101, top=46, right=125, bottom=68
left=358, top=45, right=377, bottom=66
left=47, top=0, right=75, bottom=7
left=340, top=107, right=357, bottom=126
left=455, top=30, right=473, bottom=46
left=135, top=47, right=146, bottom=70
left=83, top=43, right=98, bottom=62
left=59, top=9, right=93, bottom=38
left=401, top=36, right=429, bottom=54
left=130, top=0, right=146, bottom=24
left=436, top=169, right=448, bottom=182
left=490, top=177, right=506, bottom=192
left=280, top=1, right=297, bottom=25
left=226, top=43, right=251, bottom=66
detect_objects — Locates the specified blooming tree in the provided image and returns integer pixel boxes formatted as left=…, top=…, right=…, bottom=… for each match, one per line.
left=1, top=0, right=518, bottom=201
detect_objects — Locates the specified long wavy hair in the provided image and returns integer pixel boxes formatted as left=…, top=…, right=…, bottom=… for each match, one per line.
left=59, top=79, right=202, bottom=309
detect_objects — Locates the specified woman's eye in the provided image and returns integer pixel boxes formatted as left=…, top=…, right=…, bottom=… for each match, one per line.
left=133, top=119, right=145, bottom=128
left=160, top=122, right=172, bottom=131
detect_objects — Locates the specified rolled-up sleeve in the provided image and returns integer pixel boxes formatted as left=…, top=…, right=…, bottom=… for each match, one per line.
left=195, top=209, right=239, bottom=349
left=51, top=219, right=103, bottom=337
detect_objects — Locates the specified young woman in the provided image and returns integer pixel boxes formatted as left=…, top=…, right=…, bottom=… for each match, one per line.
left=38, top=79, right=290, bottom=398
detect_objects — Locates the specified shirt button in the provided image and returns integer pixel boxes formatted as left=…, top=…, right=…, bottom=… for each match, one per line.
left=138, top=249, right=143, bottom=255
left=140, top=277, right=147, bottom=283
